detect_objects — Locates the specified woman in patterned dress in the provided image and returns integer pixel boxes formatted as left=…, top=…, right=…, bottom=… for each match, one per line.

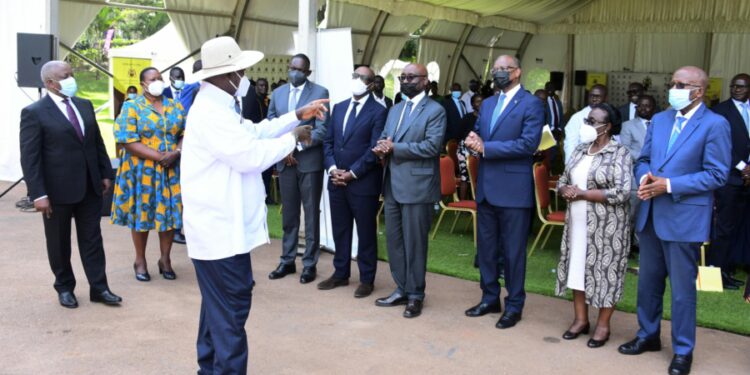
left=111, top=67, right=185, bottom=281
left=555, top=103, right=632, bottom=348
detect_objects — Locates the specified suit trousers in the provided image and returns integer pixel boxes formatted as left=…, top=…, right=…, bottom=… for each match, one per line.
left=42, top=183, right=109, bottom=294
left=193, top=253, right=254, bottom=375
left=383, top=182, right=433, bottom=300
left=709, top=183, right=749, bottom=269
left=636, top=213, right=699, bottom=356
left=279, top=166, right=323, bottom=268
left=329, top=188, right=379, bottom=283
left=477, top=200, right=531, bottom=312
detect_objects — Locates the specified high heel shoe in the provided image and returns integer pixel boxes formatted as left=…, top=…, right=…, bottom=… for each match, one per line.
left=158, top=260, right=177, bottom=280
left=562, top=323, right=590, bottom=340
left=587, top=333, right=610, bottom=348
left=133, top=263, right=151, bottom=282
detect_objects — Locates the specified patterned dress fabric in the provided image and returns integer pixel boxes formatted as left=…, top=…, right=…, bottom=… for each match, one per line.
left=111, top=95, right=185, bottom=232
left=555, top=140, right=632, bottom=308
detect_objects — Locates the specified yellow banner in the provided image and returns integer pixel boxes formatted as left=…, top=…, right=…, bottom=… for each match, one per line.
left=111, top=57, right=151, bottom=94
left=586, top=72, right=607, bottom=90
left=705, top=77, right=723, bottom=107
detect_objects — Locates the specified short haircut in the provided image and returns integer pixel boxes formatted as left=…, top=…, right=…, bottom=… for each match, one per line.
left=637, top=94, right=656, bottom=106
left=127, top=85, right=137, bottom=92
left=591, top=102, right=621, bottom=128
left=590, top=84, right=608, bottom=95
left=139, top=67, right=159, bottom=82
left=291, top=53, right=311, bottom=69
left=192, top=59, right=202, bottom=73
left=40, top=60, right=67, bottom=83
left=170, top=67, right=184, bottom=77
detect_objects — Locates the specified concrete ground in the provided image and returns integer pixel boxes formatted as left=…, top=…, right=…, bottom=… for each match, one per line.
left=0, top=181, right=748, bottom=375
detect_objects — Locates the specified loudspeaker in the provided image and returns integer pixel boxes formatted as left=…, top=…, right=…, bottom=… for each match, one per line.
left=549, top=71, right=564, bottom=91
left=574, top=70, right=587, bottom=86
left=17, top=33, right=56, bottom=88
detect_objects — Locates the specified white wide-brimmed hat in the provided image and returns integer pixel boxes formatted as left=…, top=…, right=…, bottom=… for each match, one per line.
left=193, top=36, right=264, bottom=81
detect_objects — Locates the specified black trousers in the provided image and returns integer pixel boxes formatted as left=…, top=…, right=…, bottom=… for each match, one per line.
left=329, top=188, right=379, bottom=284
left=709, top=183, right=750, bottom=269
left=42, top=186, right=109, bottom=294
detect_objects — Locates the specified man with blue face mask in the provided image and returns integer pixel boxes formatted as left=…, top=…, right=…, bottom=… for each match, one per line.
left=164, top=66, right=200, bottom=115
left=442, top=82, right=468, bottom=146
left=618, top=66, right=731, bottom=375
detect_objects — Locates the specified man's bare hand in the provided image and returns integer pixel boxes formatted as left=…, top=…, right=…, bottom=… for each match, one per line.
left=295, top=99, right=330, bottom=121
left=372, top=137, right=394, bottom=158
left=102, top=179, right=112, bottom=194
left=464, top=131, right=484, bottom=153
left=285, top=153, right=298, bottom=166
left=292, top=125, right=313, bottom=145
left=34, top=197, right=53, bottom=219
left=637, top=172, right=668, bottom=200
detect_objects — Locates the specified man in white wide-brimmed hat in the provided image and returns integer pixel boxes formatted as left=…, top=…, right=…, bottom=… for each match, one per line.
left=180, top=36, right=328, bottom=374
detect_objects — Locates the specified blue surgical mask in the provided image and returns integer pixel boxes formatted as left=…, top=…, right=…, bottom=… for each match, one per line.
left=401, top=93, right=408, bottom=101
left=58, top=76, right=78, bottom=97
left=668, top=88, right=695, bottom=111
left=127, top=93, right=137, bottom=100
left=173, top=79, right=185, bottom=90
left=451, top=91, right=461, bottom=99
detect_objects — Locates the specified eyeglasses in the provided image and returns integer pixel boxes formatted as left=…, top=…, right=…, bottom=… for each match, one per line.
left=351, top=72, right=373, bottom=82
left=583, top=117, right=607, bottom=126
left=492, top=66, right=517, bottom=73
left=730, top=84, right=750, bottom=90
left=668, top=81, right=700, bottom=90
left=398, top=74, right=426, bottom=82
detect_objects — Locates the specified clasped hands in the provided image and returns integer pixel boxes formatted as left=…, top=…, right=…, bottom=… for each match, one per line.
left=464, top=131, right=484, bottom=154
left=330, top=169, right=354, bottom=186
left=372, top=137, right=394, bottom=158
left=558, top=185, right=585, bottom=201
left=636, top=172, right=668, bottom=200
left=742, top=165, right=750, bottom=187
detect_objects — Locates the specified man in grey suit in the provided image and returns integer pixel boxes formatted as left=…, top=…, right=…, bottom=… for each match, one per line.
left=620, top=94, right=656, bottom=247
left=267, top=53, right=330, bottom=284
left=372, top=63, right=446, bottom=318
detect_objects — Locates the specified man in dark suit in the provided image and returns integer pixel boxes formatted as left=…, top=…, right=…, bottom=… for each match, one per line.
left=163, top=66, right=200, bottom=114
left=317, top=66, right=387, bottom=298
left=442, top=82, right=468, bottom=145
left=544, top=81, right=564, bottom=135
left=618, top=82, right=645, bottom=123
left=371, top=75, right=393, bottom=109
left=19, top=61, right=122, bottom=308
left=267, top=54, right=330, bottom=284
left=464, top=55, right=544, bottom=329
left=618, top=66, right=731, bottom=375
left=707, top=73, right=750, bottom=290
left=372, top=63, right=446, bottom=318
left=242, top=78, right=274, bottom=203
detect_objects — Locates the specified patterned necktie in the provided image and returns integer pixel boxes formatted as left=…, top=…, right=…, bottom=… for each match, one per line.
left=395, top=101, right=414, bottom=134
left=62, top=98, right=84, bottom=142
left=741, top=102, right=750, bottom=134
left=288, top=87, right=298, bottom=112
left=490, top=93, right=506, bottom=133
left=667, top=117, right=687, bottom=152
left=343, top=101, right=359, bottom=135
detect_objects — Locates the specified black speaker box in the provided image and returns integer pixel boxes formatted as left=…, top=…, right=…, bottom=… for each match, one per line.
left=549, top=71, right=564, bottom=91
left=17, top=33, right=56, bottom=88
left=574, top=70, right=587, bottom=86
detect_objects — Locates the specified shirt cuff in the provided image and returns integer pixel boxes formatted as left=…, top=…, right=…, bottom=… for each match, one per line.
left=328, top=165, right=337, bottom=175
left=350, top=170, right=358, bottom=179
left=34, top=195, right=48, bottom=202
left=666, top=178, right=672, bottom=194
left=736, top=161, right=747, bottom=171
left=639, top=175, right=648, bottom=185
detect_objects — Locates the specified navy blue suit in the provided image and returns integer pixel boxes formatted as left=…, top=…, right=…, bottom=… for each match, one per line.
left=474, top=86, right=544, bottom=312
left=634, top=104, right=730, bottom=355
left=164, top=82, right=200, bottom=114
left=323, top=94, right=386, bottom=283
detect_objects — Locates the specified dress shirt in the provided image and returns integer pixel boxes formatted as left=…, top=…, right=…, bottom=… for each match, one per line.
left=451, top=96, right=465, bottom=117
left=373, top=93, right=387, bottom=108
left=496, top=83, right=521, bottom=116
left=564, top=106, right=593, bottom=164
left=289, top=82, right=306, bottom=109
left=460, top=90, right=475, bottom=113
left=547, top=96, right=558, bottom=129
left=48, top=91, right=84, bottom=136
left=328, top=95, right=370, bottom=178
left=396, top=90, right=426, bottom=131
left=628, top=102, right=637, bottom=121
left=181, top=82, right=300, bottom=260
left=732, top=98, right=750, bottom=170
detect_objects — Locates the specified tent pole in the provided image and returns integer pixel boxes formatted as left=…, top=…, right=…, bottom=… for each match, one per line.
left=459, top=54, right=481, bottom=81
left=161, top=48, right=202, bottom=74
left=564, top=34, right=574, bottom=114
left=59, top=41, right=113, bottom=78
left=231, top=0, right=252, bottom=40
left=703, top=33, right=713, bottom=73
left=298, top=0, right=318, bottom=78
left=516, top=33, right=534, bottom=61
left=362, top=11, right=389, bottom=66
left=445, top=25, right=473, bottom=91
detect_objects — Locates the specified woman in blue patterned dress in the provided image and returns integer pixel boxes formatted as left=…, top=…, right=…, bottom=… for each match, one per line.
left=112, top=67, right=185, bottom=281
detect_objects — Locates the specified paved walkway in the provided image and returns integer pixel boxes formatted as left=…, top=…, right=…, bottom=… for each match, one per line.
left=0, top=182, right=748, bottom=374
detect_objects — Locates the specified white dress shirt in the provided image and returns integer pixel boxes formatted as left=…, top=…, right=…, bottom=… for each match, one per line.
left=564, top=106, right=593, bottom=164
left=328, top=95, right=370, bottom=177
left=460, top=90, right=475, bottom=113
left=732, top=98, right=750, bottom=170
left=496, top=83, right=522, bottom=115
left=181, top=82, right=300, bottom=260
left=396, top=90, right=427, bottom=132
left=372, top=93, right=387, bottom=108
left=628, top=102, right=637, bottom=121
left=288, top=82, right=306, bottom=109
left=48, top=91, right=84, bottom=136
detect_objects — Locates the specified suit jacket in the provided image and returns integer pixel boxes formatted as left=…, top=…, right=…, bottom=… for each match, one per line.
left=618, top=103, right=633, bottom=124
left=381, top=96, right=447, bottom=204
left=164, top=82, right=200, bottom=114
left=634, top=105, right=731, bottom=242
left=442, top=95, right=467, bottom=143
left=475, top=87, right=545, bottom=208
left=548, top=95, right=564, bottom=130
left=241, top=86, right=269, bottom=123
left=711, top=99, right=750, bottom=186
left=19, top=95, right=114, bottom=205
left=323, top=94, right=387, bottom=196
left=267, top=81, right=330, bottom=172
left=620, top=117, right=648, bottom=162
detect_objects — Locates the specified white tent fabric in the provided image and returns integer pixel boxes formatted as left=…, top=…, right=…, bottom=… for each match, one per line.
left=108, top=22, right=194, bottom=77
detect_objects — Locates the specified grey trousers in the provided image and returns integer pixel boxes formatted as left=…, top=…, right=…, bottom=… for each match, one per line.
left=279, top=166, right=324, bottom=268
left=383, top=182, right=434, bottom=301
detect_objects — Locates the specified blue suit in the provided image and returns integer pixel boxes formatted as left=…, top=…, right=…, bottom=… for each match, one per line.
left=634, top=104, right=730, bottom=356
left=474, top=87, right=544, bottom=312
left=322, top=95, right=386, bottom=283
left=164, top=82, right=200, bottom=114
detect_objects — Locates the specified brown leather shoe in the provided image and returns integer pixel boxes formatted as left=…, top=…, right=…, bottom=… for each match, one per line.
left=317, top=276, right=349, bottom=290
left=354, top=283, right=374, bottom=298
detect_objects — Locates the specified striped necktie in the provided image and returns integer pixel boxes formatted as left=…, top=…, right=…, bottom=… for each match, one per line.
left=667, top=117, right=687, bottom=152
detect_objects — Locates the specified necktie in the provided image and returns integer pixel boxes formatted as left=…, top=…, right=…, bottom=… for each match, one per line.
left=455, top=98, right=464, bottom=117
left=490, top=94, right=506, bottom=133
left=741, top=103, right=750, bottom=133
left=175, top=90, right=181, bottom=101
left=62, top=98, right=84, bottom=142
left=667, top=117, right=687, bottom=152
left=233, top=97, right=242, bottom=114
left=288, top=87, right=298, bottom=112
left=395, top=101, right=414, bottom=134
left=343, top=101, right=359, bottom=135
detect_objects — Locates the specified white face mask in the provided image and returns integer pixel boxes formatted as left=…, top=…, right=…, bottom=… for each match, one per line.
left=350, top=78, right=368, bottom=96
left=668, top=88, right=695, bottom=111
left=147, top=80, right=165, bottom=97
left=580, top=124, right=605, bottom=144
left=230, top=73, right=251, bottom=98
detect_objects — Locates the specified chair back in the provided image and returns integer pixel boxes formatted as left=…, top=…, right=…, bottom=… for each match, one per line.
left=533, top=162, right=551, bottom=211
left=467, top=155, right=479, bottom=199
left=439, top=156, right=457, bottom=196
left=446, top=139, right=459, bottom=174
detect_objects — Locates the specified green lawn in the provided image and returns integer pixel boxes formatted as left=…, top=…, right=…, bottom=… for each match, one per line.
left=75, top=70, right=117, bottom=158
left=266, top=204, right=750, bottom=336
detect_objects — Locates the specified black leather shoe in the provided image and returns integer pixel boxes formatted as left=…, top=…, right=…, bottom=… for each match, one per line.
left=173, top=231, right=187, bottom=244
left=375, top=292, right=408, bottom=307
left=58, top=291, right=78, bottom=309
left=403, top=299, right=423, bottom=318
left=317, top=276, right=349, bottom=290
left=722, top=271, right=743, bottom=286
left=722, top=274, right=740, bottom=290
left=465, top=302, right=501, bottom=317
left=133, top=263, right=150, bottom=282
left=300, top=267, right=317, bottom=284
left=268, top=263, right=296, bottom=280
left=618, top=337, right=662, bottom=355
left=90, top=290, right=122, bottom=305
left=495, top=312, right=522, bottom=329
left=668, top=354, right=693, bottom=375
left=587, top=334, right=609, bottom=348
left=562, top=323, right=590, bottom=340
left=354, top=283, right=374, bottom=298
left=158, top=260, right=177, bottom=280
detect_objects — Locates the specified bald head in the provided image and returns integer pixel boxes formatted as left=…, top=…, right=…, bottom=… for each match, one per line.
left=399, top=63, right=429, bottom=99
left=40, top=60, right=74, bottom=97
left=353, top=65, right=374, bottom=82
left=674, top=66, right=708, bottom=89
left=492, top=55, right=521, bottom=92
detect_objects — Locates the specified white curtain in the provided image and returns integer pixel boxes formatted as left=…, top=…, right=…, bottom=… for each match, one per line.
left=711, top=33, right=750, bottom=100
left=574, top=33, right=635, bottom=72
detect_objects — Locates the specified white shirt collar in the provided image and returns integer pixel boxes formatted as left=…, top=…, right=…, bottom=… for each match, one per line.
left=732, top=98, right=748, bottom=107
left=290, top=82, right=306, bottom=93
left=499, top=83, right=521, bottom=101
left=48, top=91, right=70, bottom=103
left=677, top=102, right=702, bottom=121
left=351, top=94, right=369, bottom=106
left=406, top=90, right=426, bottom=107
